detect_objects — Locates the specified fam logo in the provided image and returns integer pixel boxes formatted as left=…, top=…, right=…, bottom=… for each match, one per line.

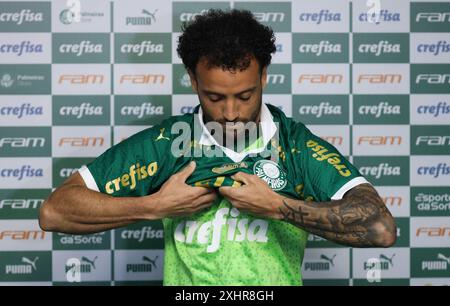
left=412, top=2, right=450, bottom=32
left=119, top=74, right=164, bottom=84
left=253, top=160, right=287, bottom=191
left=58, top=74, right=105, bottom=84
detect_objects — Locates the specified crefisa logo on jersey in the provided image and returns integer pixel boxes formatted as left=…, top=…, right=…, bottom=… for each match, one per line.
left=253, top=160, right=287, bottom=191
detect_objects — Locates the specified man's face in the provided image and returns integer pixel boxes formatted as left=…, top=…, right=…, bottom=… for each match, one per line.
left=189, top=57, right=268, bottom=147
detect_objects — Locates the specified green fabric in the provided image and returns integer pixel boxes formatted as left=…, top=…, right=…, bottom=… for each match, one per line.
left=85, top=104, right=364, bottom=285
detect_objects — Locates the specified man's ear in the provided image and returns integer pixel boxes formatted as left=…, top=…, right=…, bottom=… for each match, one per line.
left=188, top=70, right=198, bottom=93
left=261, top=66, right=268, bottom=89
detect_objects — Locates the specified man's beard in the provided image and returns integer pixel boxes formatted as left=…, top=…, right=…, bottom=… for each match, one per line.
left=202, top=100, right=262, bottom=152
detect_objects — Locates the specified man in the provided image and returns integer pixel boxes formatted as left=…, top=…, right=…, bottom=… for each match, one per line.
left=39, top=9, right=396, bottom=285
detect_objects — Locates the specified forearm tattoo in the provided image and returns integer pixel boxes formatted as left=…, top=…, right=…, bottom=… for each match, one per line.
left=279, top=183, right=396, bottom=247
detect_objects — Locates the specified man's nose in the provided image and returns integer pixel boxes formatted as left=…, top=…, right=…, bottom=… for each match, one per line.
left=222, top=99, right=239, bottom=122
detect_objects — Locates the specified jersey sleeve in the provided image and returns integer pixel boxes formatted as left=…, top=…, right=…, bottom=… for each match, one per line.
left=78, top=124, right=175, bottom=197
left=291, top=122, right=369, bottom=202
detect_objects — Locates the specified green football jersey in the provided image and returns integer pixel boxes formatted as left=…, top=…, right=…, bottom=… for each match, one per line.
left=78, top=103, right=368, bottom=285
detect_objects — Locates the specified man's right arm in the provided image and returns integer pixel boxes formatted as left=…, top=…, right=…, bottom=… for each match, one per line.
left=39, top=161, right=216, bottom=235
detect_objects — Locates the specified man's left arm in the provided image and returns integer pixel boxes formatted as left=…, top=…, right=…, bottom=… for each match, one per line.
left=277, top=182, right=396, bottom=248
left=219, top=174, right=396, bottom=248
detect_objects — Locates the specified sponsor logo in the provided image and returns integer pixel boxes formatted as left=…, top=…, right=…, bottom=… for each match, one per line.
left=0, top=137, right=45, bottom=148
left=417, top=101, right=450, bottom=117
left=359, top=163, right=401, bottom=179
left=253, top=160, right=287, bottom=191
left=298, top=74, right=343, bottom=84
left=155, top=128, right=170, bottom=142
left=59, top=102, right=103, bottom=119
left=0, top=41, right=43, bottom=56
left=413, top=191, right=450, bottom=214
left=57, top=233, right=105, bottom=245
left=120, top=41, right=163, bottom=56
left=359, top=10, right=400, bottom=24
left=0, top=198, right=43, bottom=209
left=358, top=136, right=402, bottom=146
left=59, top=41, right=103, bottom=56
left=358, top=101, right=400, bottom=118
left=179, top=9, right=209, bottom=23
left=306, top=139, right=351, bottom=177
left=126, top=9, right=157, bottom=26
left=212, top=162, right=249, bottom=175
left=105, top=162, right=158, bottom=194
left=364, top=254, right=395, bottom=270
left=416, top=12, right=450, bottom=23
left=65, top=256, right=97, bottom=274
left=0, top=165, right=43, bottom=180
left=119, top=74, right=164, bottom=84
left=416, top=227, right=450, bottom=237
left=58, top=137, right=104, bottom=147
left=416, top=74, right=450, bottom=84
left=120, top=102, right=164, bottom=119
left=0, top=9, right=44, bottom=25
left=175, top=207, right=268, bottom=253
left=0, top=103, right=43, bottom=119
left=417, top=163, right=450, bottom=178
left=5, top=256, right=39, bottom=275
left=358, top=74, right=402, bottom=84
left=358, top=41, right=401, bottom=56
left=254, top=12, right=285, bottom=23
left=120, top=226, right=163, bottom=242
left=421, top=253, right=450, bottom=271
left=126, top=256, right=159, bottom=273
left=298, top=102, right=341, bottom=118
left=0, top=230, right=46, bottom=240
left=304, top=254, right=336, bottom=271
left=298, top=10, right=341, bottom=24
left=417, top=41, right=450, bottom=56
left=58, top=74, right=104, bottom=84
left=298, top=40, right=342, bottom=56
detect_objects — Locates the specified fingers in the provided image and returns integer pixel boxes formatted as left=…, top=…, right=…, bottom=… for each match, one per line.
left=219, top=186, right=242, bottom=199
left=177, top=161, right=196, bottom=182
left=231, top=172, right=252, bottom=185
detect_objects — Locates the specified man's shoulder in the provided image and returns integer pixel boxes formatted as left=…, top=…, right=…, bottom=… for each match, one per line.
left=266, top=103, right=308, bottom=135
left=114, top=112, right=196, bottom=152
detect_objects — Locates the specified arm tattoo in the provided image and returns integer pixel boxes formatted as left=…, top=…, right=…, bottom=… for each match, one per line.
left=278, top=183, right=396, bottom=247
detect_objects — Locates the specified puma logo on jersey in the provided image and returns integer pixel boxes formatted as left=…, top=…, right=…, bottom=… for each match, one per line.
left=155, top=128, right=170, bottom=141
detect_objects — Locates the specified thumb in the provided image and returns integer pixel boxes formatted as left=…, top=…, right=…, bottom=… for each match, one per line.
left=178, top=161, right=196, bottom=182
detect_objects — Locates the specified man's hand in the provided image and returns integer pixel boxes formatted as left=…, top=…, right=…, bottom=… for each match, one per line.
left=218, top=172, right=282, bottom=219
left=152, top=161, right=218, bottom=218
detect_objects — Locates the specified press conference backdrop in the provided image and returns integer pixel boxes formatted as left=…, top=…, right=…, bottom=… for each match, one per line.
left=0, top=0, right=449, bottom=286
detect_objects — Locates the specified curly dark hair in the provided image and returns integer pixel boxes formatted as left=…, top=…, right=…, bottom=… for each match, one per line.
left=177, top=9, right=276, bottom=74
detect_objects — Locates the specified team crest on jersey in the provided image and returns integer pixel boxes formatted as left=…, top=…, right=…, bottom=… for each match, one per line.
left=253, top=160, right=287, bottom=191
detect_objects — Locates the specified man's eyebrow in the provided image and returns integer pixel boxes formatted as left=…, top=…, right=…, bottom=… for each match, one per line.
left=202, top=87, right=257, bottom=96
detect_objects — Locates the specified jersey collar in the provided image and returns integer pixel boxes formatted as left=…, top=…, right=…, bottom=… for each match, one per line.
left=195, top=103, right=277, bottom=163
